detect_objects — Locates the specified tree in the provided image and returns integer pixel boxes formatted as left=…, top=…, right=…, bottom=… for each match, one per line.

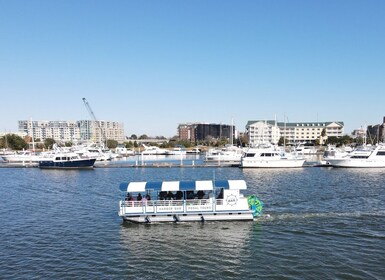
left=44, top=138, right=56, bottom=149
left=106, top=139, right=118, bottom=149
left=65, top=142, right=73, bottom=147
left=130, top=134, right=137, bottom=140
left=139, top=134, right=148, bottom=140
left=1, top=134, right=28, bottom=150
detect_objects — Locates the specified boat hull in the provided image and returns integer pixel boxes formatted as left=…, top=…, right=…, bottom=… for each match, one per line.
left=240, top=159, right=305, bottom=168
left=39, top=158, right=96, bottom=169
left=327, top=159, right=385, bottom=168
left=121, top=211, right=254, bottom=223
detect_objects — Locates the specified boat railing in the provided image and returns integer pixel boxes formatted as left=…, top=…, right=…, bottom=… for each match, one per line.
left=122, top=198, right=213, bottom=208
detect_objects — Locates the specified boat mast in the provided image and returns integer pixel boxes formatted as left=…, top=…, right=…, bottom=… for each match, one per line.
left=30, top=118, right=35, bottom=152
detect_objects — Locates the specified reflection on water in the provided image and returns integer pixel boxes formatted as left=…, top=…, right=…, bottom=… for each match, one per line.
left=119, top=221, right=259, bottom=278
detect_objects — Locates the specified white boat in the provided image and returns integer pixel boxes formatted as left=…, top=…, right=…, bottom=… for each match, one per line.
left=240, top=145, right=305, bottom=168
left=115, top=146, right=135, bottom=157
left=1, top=150, right=52, bottom=163
left=205, top=145, right=244, bottom=166
left=326, top=144, right=385, bottom=168
left=118, top=180, right=263, bottom=223
left=140, top=144, right=167, bottom=155
left=186, top=147, right=201, bottom=154
left=165, top=146, right=186, bottom=155
left=72, top=143, right=114, bottom=161
left=295, top=143, right=318, bottom=155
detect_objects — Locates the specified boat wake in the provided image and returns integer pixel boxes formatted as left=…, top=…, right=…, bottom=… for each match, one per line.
left=257, top=210, right=385, bottom=223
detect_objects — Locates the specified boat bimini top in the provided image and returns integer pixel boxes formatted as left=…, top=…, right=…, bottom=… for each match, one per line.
left=119, top=180, right=247, bottom=192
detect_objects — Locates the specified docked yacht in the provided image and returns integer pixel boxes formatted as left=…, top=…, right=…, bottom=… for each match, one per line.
left=240, top=145, right=305, bottom=168
left=140, top=144, right=167, bottom=155
left=1, top=151, right=41, bottom=163
left=118, top=180, right=263, bottom=223
left=326, top=145, right=385, bottom=168
left=38, top=152, right=96, bottom=169
left=165, top=145, right=187, bottom=155
left=204, top=145, right=244, bottom=166
left=115, top=146, right=135, bottom=157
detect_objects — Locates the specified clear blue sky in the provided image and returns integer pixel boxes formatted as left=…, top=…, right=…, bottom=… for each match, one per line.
left=1, top=0, right=384, bottom=137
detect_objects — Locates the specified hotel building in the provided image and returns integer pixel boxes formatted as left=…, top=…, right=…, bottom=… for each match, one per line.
left=246, top=120, right=344, bottom=146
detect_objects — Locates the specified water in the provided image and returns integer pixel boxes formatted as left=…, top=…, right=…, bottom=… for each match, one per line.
left=1, top=166, right=384, bottom=279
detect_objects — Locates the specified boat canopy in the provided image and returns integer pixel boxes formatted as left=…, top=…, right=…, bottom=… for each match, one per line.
left=119, top=180, right=247, bottom=192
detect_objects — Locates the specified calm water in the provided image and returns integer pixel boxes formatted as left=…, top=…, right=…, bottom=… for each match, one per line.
left=1, top=165, right=384, bottom=279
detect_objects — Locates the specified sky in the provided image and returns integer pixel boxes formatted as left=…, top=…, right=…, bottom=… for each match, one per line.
left=1, top=0, right=384, bottom=137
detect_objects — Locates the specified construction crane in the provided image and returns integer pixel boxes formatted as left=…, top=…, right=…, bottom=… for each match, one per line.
left=82, top=98, right=106, bottom=145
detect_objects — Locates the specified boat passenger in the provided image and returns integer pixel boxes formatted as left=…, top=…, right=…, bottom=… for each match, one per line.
left=197, top=190, right=205, bottom=199
left=145, top=194, right=151, bottom=200
left=159, top=191, right=167, bottom=200
left=217, top=189, right=223, bottom=199
left=186, top=191, right=194, bottom=199
left=137, top=193, right=142, bottom=201
left=166, top=191, right=174, bottom=200
left=175, top=191, right=183, bottom=200
left=125, top=193, right=132, bottom=201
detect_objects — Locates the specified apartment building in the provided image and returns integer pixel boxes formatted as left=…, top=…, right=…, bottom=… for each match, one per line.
left=18, top=120, right=125, bottom=143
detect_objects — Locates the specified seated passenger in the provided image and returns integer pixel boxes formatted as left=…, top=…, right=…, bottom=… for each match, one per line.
left=137, top=193, right=142, bottom=201
left=186, top=191, right=194, bottom=199
left=159, top=191, right=166, bottom=200
left=217, top=189, right=224, bottom=199
left=145, top=194, right=151, bottom=200
left=175, top=191, right=183, bottom=200
left=167, top=191, right=174, bottom=200
left=197, top=190, right=205, bottom=199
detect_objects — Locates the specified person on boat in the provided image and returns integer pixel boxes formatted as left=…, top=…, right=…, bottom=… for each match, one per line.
left=145, top=194, right=151, bottom=200
left=186, top=191, right=194, bottom=199
left=167, top=191, right=174, bottom=200
left=175, top=191, right=183, bottom=200
left=159, top=191, right=166, bottom=200
left=197, top=190, right=205, bottom=199
left=217, top=188, right=224, bottom=199
left=125, top=193, right=132, bottom=201
left=137, top=193, right=142, bottom=201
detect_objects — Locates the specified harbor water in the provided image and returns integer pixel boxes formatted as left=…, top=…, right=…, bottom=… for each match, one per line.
left=1, top=165, right=384, bottom=279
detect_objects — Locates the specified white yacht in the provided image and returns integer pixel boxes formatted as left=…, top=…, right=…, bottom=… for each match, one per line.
left=140, top=144, right=167, bottom=155
left=240, top=145, right=305, bottom=168
left=115, top=146, right=135, bottom=157
left=295, top=143, right=318, bottom=155
left=205, top=145, right=244, bottom=166
left=1, top=151, right=41, bottom=163
left=165, top=146, right=186, bottom=155
left=326, top=145, right=385, bottom=168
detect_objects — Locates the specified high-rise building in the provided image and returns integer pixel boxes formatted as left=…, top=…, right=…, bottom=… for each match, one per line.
left=178, top=123, right=235, bottom=143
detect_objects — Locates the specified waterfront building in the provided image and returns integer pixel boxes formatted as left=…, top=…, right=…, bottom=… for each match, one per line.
left=246, top=120, right=344, bottom=146
left=18, top=120, right=124, bottom=143
left=245, top=121, right=280, bottom=146
left=178, top=123, right=235, bottom=143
